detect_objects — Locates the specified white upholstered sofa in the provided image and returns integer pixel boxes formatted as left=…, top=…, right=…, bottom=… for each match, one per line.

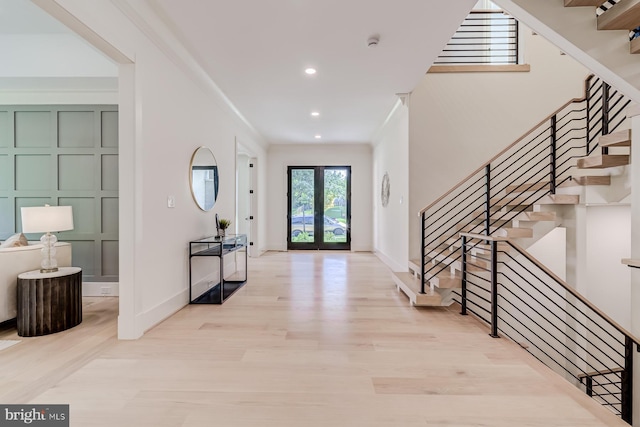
left=0, top=242, right=72, bottom=323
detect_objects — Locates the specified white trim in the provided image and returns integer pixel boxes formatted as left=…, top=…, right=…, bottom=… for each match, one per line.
left=139, top=288, right=189, bottom=334
left=110, top=0, right=268, bottom=149
left=83, top=282, right=119, bottom=297
left=374, top=247, right=406, bottom=272
left=31, top=0, right=133, bottom=64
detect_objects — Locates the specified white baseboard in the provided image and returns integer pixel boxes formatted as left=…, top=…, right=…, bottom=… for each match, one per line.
left=83, top=282, right=119, bottom=297
left=373, top=248, right=406, bottom=272
left=140, top=288, right=189, bottom=334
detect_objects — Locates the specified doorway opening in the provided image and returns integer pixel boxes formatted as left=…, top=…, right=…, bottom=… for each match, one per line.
left=287, top=166, right=351, bottom=250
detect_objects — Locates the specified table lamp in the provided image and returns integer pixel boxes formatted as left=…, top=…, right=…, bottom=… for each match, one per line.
left=21, top=205, right=74, bottom=273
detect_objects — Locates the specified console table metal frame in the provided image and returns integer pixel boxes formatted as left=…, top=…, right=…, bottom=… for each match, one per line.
left=188, top=234, right=248, bottom=304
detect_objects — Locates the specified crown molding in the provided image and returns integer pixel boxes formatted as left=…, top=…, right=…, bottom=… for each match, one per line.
left=110, top=0, right=268, bottom=149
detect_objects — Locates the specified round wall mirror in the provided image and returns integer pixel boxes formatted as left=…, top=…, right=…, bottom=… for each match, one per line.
left=189, top=146, right=219, bottom=211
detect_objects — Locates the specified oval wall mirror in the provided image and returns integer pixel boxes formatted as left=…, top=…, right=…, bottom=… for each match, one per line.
left=189, top=146, right=219, bottom=211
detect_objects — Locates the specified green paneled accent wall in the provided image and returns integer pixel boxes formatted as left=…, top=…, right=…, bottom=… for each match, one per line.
left=0, top=105, right=118, bottom=282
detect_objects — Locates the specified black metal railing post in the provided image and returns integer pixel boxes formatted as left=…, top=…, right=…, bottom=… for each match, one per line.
left=586, top=78, right=591, bottom=155
left=420, top=212, right=426, bottom=294
left=514, top=19, right=519, bottom=64
left=550, top=114, right=557, bottom=194
left=489, top=239, right=499, bottom=338
left=603, top=82, right=610, bottom=154
left=621, top=336, right=633, bottom=424
left=585, top=376, right=593, bottom=397
left=461, top=235, right=468, bottom=315
left=485, top=165, right=491, bottom=238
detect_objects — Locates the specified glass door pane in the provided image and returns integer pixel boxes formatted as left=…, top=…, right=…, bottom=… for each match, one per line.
left=323, top=168, right=348, bottom=244
left=290, top=168, right=315, bottom=244
left=288, top=166, right=350, bottom=250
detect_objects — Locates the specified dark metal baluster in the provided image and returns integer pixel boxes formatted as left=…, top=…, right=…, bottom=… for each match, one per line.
left=602, top=82, right=610, bottom=154
left=585, top=376, right=593, bottom=397
left=490, top=239, right=499, bottom=338
left=485, top=165, right=491, bottom=238
left=621, top=336, right=633, bottom=424
left=420, top=212, right=426, bottom=294
left=461, top=235, right=467, bottom=315
left=514, top=19, right=519, bottom=64
left=586, top=79, right=591, bottom=156
left=550, top=114, right=557, bottom=195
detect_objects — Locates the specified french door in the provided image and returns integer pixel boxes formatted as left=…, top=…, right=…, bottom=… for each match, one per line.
left=287, top=166, right=351, bottom=250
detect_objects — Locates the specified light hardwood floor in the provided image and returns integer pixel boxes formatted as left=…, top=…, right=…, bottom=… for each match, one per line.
left=0, top=251, right=630, bottom=426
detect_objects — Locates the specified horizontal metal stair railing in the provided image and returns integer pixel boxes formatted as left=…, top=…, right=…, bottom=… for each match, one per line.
left=417, top=75, right=632, bottom=419
left=456, top=233, right=640, bottom=424
left=419, top=75, right=630, bottom=294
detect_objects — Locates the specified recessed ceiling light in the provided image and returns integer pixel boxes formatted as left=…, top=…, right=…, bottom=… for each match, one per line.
left=315, top=135, right=322, bottom=139
left=305, top=68, right=317, bottom=75
left=311, top=112, right=320, bottom=117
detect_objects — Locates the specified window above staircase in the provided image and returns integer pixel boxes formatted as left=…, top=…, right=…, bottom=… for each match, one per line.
left=430, top=0, right=531, bottom=73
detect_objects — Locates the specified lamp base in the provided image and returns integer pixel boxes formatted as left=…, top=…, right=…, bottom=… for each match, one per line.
left=40, top=232, right=59, bottom=273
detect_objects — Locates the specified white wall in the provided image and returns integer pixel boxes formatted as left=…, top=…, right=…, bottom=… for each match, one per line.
left=0, top=34, right=117, bottom=77
left=372, top=101, right=409, bottom=271
left=527, top=227, right=566, bottom=281
left=583, top=205, right=631, bottom=329
left=266, top=144, right=372, bottom=252
left=408, top=27, right=589, bottom=258
left=52, top=0, right=268, bottom=339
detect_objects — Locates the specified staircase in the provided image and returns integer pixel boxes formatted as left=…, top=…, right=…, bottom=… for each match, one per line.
left=393, top=75, right=631, bottom=308
left=492, top=0, right=640, bottom=106
left=565, top=0, right=640, bottom=55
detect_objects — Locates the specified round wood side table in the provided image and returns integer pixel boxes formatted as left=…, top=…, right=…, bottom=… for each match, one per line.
left=17, top=267, right=83, bottom=337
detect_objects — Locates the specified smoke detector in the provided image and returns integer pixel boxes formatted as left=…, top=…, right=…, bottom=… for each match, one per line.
left=367, top=35, right=380, bottom=48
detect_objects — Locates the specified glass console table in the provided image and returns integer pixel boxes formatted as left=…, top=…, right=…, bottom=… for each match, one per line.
left=189, top=234, right=248, bottom=304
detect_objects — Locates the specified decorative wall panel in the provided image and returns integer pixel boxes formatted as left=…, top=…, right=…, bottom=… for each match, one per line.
left=0, top=112, right=8, bottom=148
left=58, top=155, right=95, bottom=190
left=15, top=111, right=51, bottom=148
left=0, top=105, right=118, bottom=282
left=58, top=111, right=94, bottom=148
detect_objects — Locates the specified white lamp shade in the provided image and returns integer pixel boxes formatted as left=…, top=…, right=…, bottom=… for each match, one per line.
left=21, top=205, right=74, bottom=233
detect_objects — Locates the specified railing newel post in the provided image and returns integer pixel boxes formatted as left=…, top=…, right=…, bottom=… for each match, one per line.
left=461, top=235, right=467, bottom=316
left=489, top=239, right=499, bottom=338
left=485, top=165, right=491, bottom=239
left=621, top=335, right=633, bottom=424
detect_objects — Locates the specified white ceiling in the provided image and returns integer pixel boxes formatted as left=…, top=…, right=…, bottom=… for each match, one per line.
left=150, top=0, right=477, bottom=145
left=1, top=0, right=477, bottom=146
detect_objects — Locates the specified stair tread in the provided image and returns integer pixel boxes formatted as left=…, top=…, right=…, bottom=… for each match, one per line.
left=425, top=249, right=488, bottom=273
left=577, top=154, right=630, bottom=169
left=514, top=211, right=557, bottom=221
left=491, top=194, right=579, bottom=206
left=597, top=0, right=640, bottom=30
left=563, top=175, right=611, bottom=186
left=599, top=129, right=631, bottom=147
left=494, top=227, right=534, bottom=238
left=391, top=272, right=443, bottom=306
